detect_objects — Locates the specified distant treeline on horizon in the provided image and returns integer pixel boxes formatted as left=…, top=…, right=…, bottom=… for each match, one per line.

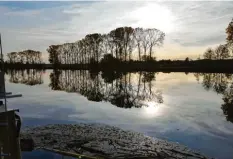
left=4, top=18, right=233, bottom=66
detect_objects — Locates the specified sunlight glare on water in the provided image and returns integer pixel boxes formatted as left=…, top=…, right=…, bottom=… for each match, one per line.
left=143, top=101, right=162, bottom=117
left=5, top=70, right=233, bottom=159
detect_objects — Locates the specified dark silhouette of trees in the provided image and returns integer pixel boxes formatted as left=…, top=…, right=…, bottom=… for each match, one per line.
left=141, top=55, right=156, bottom=62
left=85, top=33, right=103, bottom=63
left=203, top=48, right=215, bottom=59
left=226, top=19, right=233, bottom=57
left=185, top=57, right=189, bottom=62
left=6, top=50, right=42, bottom=64
left=203, top=45, right=230, bottom=60
left=7, top=52, right=17, bottom=63
left=147, top=29, right=165, bottom=59
left=47, top=45, right=62, bottom=64
left=226, top=18, right=233, bottom=45
left=47, top=26, right=165, bottom=66
left=141, top=29, right=150, bottom=58
left=133, top=28, right=144, bottom=60
left=203, top=18, right=233, bottom=60
left=215, top=44, right=230, bottom=60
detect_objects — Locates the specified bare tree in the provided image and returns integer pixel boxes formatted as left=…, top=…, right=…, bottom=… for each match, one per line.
left=141, top=29, right=150, bottom=57
left=133, top=28, right=143, bottom=61
left=122, top=27, right=134, bottom=61
left=7, top=52, right=17, bottom=63
left=215, top=44, right=230, bottom=60
left=226, top=18, right=233, bottom=44
left=203, top=48, right=215, bottom=59
left=226, top=19, right=233, bottom=58
left=147, top=28, right=165, bottom=59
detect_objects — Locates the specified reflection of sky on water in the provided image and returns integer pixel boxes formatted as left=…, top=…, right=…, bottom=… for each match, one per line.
left=5, top=71, right=233, bottom=159
left=22, top=150, right=75, bottom=159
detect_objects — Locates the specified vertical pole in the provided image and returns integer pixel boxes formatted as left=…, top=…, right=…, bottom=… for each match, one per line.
left=0, top=34, right=21, bottom=159
left=0, top=33, right=7, bottom=112
left=0, top=33, right=9, bottom=159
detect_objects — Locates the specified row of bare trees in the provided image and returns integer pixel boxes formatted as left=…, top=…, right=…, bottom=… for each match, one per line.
left=47, top=27, right=165, bottom=65
left=203, top=19, right=233, bottom=60
left=203, top=44, right=230, bottom=60
left=7, top=50, right=42, bottom=64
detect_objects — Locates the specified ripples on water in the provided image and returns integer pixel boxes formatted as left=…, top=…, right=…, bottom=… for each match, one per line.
left=5, top=69, right=233, bottom=159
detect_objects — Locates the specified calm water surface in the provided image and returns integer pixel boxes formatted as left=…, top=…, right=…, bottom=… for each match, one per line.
left=5, top=70, right=233, bottom=159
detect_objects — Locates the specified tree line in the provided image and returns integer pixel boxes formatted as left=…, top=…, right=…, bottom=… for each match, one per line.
left=203, top=19, right=233, bottom=60
left=47, top=26, right=165, bottom=65
left=6, top=50, right=43, bottom=64
left=5, top=18, right=233, bottom=68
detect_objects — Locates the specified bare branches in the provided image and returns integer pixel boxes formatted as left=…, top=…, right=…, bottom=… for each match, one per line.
left=215, top=44, right=230, bottom=60
left=203, top=48, right=215, bottom=59
left=47, top=26, right=165, bottom=65
left=226, top=18, right=233, bottom=44
left=147, top=28, right=165, bottom=58
left=203, top=44, right=230, bottom=60
left=7, top=50, right=42, bottom=64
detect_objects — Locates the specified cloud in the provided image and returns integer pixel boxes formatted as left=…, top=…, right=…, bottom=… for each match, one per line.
left=174, top=34, right=226, bottom=47
left=163, top=1, right=233, bottom=47
left=4, top=9, right=42, bottom=17
left=0, top=1, right=233, bottom=61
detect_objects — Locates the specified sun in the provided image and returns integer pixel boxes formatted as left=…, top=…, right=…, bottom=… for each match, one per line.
left=130, top=3, right=176, bottom=33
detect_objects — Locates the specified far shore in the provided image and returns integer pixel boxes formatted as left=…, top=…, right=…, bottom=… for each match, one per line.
left=3, top=59, right=233, bottom=73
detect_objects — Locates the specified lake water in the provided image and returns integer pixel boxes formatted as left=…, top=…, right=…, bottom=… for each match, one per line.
left=5, top=70, right=233, bottom=159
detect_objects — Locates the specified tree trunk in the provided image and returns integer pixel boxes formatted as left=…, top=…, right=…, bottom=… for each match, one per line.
left=138, top=44, right=141, bottom=61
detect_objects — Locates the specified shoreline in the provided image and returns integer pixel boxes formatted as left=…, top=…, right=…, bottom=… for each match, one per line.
left=4, top=61, right=233, bottom=73
left=21, top=123, right=209, bottom=159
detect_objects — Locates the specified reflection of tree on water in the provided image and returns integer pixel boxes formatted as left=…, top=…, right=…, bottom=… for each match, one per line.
left=194, top=73, right=233, bottom=123
left=86, top=70, right=104, bottom=102
left=194, top=73, right=231, bottom=94
left=222, top=84, right=233, bottom=123
left=49, top=70, right=163, bottom=109
left=7, top=69, right=43, bottom=86
left=49, top=69, right=62, bottom=90
left=101, top=71, right=124, bottom=84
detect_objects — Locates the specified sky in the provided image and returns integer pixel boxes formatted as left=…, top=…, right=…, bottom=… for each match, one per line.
left=0, top=1, right=233, bottom=61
